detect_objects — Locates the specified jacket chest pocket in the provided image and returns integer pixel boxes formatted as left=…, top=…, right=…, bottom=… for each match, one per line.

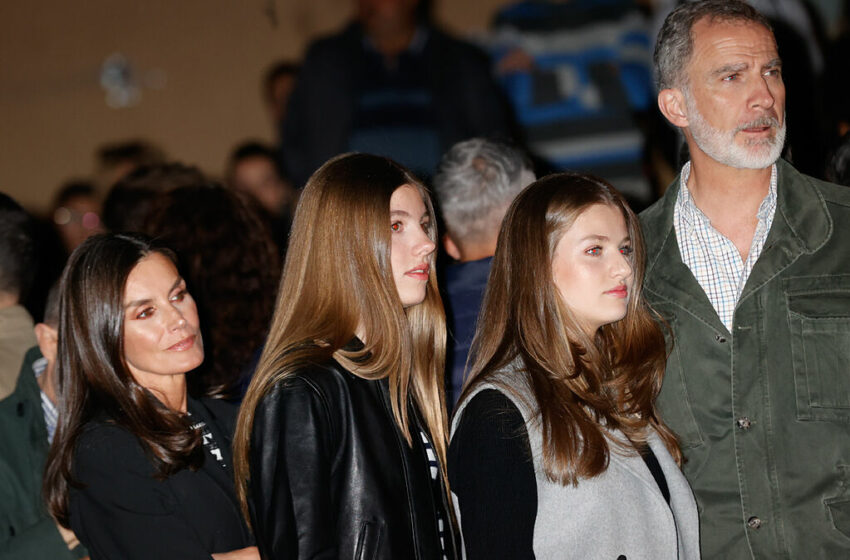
left=786, top=277, right=850, bottom=422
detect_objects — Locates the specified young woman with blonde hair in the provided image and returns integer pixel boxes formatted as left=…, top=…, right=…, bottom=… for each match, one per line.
left=233, top=153, right=458, bottom=559
left=448, top=173, right=700, bottom=559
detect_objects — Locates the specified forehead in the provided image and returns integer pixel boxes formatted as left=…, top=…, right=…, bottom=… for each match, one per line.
left=389, top=184, right=426, bottom=214
left=124, top=253, right=178, bottom=299
left=688, top=18, right=778, bottom=76
left=561, top=203, right=628, bottom=242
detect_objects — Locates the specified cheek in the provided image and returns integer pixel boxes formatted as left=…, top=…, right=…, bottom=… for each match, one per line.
left=122, top=323, right=161, bottom=364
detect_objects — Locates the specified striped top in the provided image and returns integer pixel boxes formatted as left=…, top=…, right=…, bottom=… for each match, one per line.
left=420, top=430, right=448, bottom=560
left=673, top=161, right=777, bottom=331
left=32, top=356, right=58, bottom=443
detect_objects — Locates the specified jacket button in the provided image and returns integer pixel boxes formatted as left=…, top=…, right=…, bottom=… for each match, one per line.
left=747, top=516, right=762, bottom=530
left=714, top=334, right=726, bottom=343
left=9, top=525, right=15, bottom=536
left=617, top=556, right=627, bottom=560
left=16, top=402, right=24, bottom=417
left=736, top=417, right=752, bottom=430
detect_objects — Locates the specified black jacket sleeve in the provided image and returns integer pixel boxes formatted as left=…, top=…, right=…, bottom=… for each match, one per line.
left=448, top=389, right=537, bottom=559
left=248, top=376, right=338, bottom=559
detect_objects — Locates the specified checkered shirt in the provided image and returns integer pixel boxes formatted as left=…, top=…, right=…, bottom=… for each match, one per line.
left=673, top=162, right=777, bottom=332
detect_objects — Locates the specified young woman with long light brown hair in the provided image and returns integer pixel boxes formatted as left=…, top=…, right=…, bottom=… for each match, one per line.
left=232, top=153, right=458, bottom=559
left=448, top=173, right=700, bottom=559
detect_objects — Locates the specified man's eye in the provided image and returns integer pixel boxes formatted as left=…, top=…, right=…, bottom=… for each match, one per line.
left=723, top=73, right=738, bottom=81
left=391, top=221, right=402, bottom=233
left=586, top=246, right=601, bottom=256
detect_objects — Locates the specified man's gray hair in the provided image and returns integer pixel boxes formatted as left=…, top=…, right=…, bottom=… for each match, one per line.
left=654, top=0, right=773, bottom=91
left=433, top=138, right=534, bottom=244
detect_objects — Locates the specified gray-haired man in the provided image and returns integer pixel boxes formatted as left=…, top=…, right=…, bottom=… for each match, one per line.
left=641, top=1, right=850, bottom=557
left=433, top=138, right=535, bottom=410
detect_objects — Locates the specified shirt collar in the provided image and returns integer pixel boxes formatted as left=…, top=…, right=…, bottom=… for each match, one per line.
left=676, top=161, right=777, bottom=227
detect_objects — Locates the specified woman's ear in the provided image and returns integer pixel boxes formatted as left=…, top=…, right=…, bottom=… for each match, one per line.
left=657, top=88, right=689, bottom=129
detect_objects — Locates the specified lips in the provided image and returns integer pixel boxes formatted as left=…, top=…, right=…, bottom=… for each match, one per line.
left=405, top=264, right=430, bottom=280
left=167, top=335, right=196, bottom=351
left=605, top=286, right=628, bottom=298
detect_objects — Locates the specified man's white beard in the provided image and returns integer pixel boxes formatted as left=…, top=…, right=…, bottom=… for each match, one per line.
left=684, top=89, right=786, bottom=169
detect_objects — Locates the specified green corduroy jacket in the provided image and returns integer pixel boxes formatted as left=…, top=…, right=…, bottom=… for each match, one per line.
left=640, top=158, right=850, bottom=559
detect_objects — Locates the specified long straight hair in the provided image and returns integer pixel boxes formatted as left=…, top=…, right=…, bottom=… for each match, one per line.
left=233, top=153, right=448, bottom=516
left=43, top=233, right=204, bottom=527
left=461, top=173, right=681, bottom=486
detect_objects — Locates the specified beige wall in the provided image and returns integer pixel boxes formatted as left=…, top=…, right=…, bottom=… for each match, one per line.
left=0, top=0, right=504, bottom=214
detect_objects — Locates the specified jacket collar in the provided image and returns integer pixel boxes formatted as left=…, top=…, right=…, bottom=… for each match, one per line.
left=641, top=158, right=832, bottom=330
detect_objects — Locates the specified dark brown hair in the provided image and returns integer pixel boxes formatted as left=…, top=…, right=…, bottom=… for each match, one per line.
left=462, top=173, right=681, bottom=486
left=144, top=183, right=281, bottom=398
left=233, top=153, right=449, bottom=517
left=43, top=233, right=203, bottom=527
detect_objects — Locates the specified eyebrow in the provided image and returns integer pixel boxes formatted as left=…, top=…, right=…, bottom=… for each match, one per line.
left=711, top=62, right=748, bottom=77
left=390, top=209, right=430, bottom=219
left=711, top=58, right=782, bottom=77
left=124, top=277, right=184, bottom=309
left=579, top=234, right=631, bottom=243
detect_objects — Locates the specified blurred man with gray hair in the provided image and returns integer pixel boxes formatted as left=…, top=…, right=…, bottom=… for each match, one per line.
left=433, top=138, right=535, bottom=409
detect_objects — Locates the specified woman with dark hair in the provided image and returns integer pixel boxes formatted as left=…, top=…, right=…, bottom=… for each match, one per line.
left=43, top=233, right=257, bottom=560
left=143, top=182, right=280, bottom=399
left=448, top=173, right=699, bottom=559
left=233, top=153, right=459, bottom=559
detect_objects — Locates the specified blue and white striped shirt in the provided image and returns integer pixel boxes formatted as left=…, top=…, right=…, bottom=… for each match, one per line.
left=673, top=162, right=777, bottom=332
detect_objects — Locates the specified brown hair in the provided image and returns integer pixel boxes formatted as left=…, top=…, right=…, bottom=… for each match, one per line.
left=233, top=153, right=449, bottom=516
left=461, top=172, right=681, bottom=486
left=143, top=182, right=280, bottom=398
left=43, top=233, right=203, bottom=527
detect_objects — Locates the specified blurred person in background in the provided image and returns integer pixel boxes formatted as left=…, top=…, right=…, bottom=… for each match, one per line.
left=94, top=139, right=166, bottom=192
left=432, top=138, right=535, bottom=410
left=283, top=0, right=515, bottom=187
left=263, top=61, right=300, bottom=167
left=102, top=163, right=205, bottom=233
left=487, top=0, right=662, bottom=206
left=226, top=141, right=297, bottom=252
left=0, top=193, right=84, bottom=559
left=144, top=182, right=281, bottom=400
left=50, top=181, right=104, bottom=254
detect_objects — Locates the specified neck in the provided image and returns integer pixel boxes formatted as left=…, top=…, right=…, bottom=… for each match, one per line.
left=686, top=151, right=771, bottom=222
left=686, top=149, right=773, bottom=261
left=0, top=292, right=19, bottom=310
left=37, top=363, right=58, bottom=405
left=455, top=239, right=497, bottom=263
left=143, top=374, right=188, bottom=413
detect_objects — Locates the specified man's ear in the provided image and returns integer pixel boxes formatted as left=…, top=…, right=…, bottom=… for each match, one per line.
left=442, top=234, right=461, bottom=261
left=34, top=323, right=58, bottom=362
left=658, top=88, right=689, bottom=128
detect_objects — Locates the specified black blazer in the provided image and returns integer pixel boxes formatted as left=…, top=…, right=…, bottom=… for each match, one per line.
left=69, top=397, right=252, bottom=560
left=248, top=358, right=459, bottom=559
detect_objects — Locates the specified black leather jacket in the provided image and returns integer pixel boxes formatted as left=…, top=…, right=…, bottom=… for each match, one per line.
left=248, top=358, right=459, bottom=559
